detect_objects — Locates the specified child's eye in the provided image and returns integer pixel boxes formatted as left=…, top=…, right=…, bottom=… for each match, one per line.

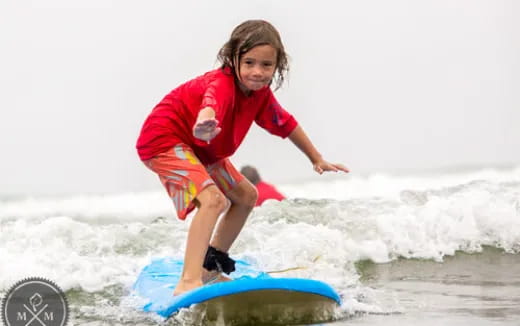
left=263, top=62, right=273, bottom=67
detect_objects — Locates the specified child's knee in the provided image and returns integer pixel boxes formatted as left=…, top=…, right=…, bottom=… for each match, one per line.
left=199, top=187, right=228, bottom=214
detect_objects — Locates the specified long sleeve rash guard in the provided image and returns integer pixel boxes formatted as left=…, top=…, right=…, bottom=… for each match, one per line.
left=136, top=67, right=298, bottom=165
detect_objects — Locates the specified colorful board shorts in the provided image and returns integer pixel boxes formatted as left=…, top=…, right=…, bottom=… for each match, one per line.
left=143, top=144, right=244, bottom=220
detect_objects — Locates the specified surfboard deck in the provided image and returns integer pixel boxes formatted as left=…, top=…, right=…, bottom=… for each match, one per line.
left=133, top=257, right=341, bottom=324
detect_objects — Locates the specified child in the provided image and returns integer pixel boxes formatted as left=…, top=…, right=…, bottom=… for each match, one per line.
left=136, top=20, right=349, bottom=295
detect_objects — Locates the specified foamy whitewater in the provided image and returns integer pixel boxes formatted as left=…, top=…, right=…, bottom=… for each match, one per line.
left=1, top=166, right=519, bottom=325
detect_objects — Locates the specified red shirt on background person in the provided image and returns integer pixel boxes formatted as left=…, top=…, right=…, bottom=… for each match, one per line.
left=255, top=181, right=285, bottom=206
left=240, top=165, right=285, bottom=206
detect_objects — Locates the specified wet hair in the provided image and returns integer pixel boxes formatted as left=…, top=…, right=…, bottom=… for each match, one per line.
left=240, top=165, right=261, bottom=185
left=217, top=20, right=289, bottom=91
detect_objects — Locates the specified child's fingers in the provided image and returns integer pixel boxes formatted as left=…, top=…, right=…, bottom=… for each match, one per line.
left=203, top=120, right=216, bottom=127
left=196, top=121, right=212, bottom=129
left=194, top=126, right=221, bottom=143
left=319, top=163, right=338, bottom=172
left=317, top=162, right=349, bottom=174
left=198, top=119, right=218, bottom=127
left=195, top=123, right=216, bottom=132
left=208, top=128, right=221, bottom=139
left=334, top=163, right=350, bottom=173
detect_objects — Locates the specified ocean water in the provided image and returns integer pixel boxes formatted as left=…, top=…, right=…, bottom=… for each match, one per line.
left=1, top=166, right=519, bottom=325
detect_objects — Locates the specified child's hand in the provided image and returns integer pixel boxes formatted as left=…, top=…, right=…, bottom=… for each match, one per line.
left=193, top=118, right=221, bottom=143
left=313, top=159, right=349, bottom=175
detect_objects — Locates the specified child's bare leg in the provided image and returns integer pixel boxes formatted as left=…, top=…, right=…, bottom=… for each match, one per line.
left=210, top=178, right=258, bottom=253
left=198, top=179, right=256, bottom=284
left=174, top=185, right=228, bottom=295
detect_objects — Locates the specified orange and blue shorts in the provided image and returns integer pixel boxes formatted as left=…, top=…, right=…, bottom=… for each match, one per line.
left=143, top=143, right=244, bottom=220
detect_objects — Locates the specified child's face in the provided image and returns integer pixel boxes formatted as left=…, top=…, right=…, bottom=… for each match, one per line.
left=237, top=44, right=277, bottom=93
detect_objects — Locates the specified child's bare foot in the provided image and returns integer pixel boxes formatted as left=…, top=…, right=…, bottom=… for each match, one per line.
left=173, top=278, right=203, bottom=296
left=202, top=269, right=232, bottom=284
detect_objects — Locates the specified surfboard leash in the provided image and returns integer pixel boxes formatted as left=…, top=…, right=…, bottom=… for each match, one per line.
left=265, top=255, right=322, bottom=275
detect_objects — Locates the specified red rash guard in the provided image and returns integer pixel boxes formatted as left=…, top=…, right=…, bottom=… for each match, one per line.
left=136, top=67, right=298, bottom=165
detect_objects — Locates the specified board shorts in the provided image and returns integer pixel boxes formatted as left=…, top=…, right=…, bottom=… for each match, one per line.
left=143, top=143, right=244, bottom=220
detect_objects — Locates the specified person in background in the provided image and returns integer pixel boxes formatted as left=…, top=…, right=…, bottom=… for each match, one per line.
left=240, top=165, right=285, bottom=206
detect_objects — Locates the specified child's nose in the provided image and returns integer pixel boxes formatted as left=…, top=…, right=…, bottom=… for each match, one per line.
left=252, top=65, right=262, bottom=76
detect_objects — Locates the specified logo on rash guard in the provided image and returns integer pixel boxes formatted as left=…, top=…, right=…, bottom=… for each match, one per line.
left=267, top=103, right=282, bottom=126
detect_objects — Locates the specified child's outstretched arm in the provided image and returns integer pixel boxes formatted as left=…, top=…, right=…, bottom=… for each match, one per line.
left=193, top=107, right=221, bottom=143
left=288, top=125, right=349, bottom=175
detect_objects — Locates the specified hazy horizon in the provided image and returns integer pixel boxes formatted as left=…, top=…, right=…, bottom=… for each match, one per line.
left=1, top=0, right=519, bottom=196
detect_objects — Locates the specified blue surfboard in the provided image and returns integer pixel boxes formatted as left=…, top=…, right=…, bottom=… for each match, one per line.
left=133, top=257, right=341, bottom=324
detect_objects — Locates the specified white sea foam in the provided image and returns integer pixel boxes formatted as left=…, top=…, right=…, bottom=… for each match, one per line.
left=280, top=165, right=520, bottom=200
left=1, top=166, right=519, bottom=318
left=0, top=192, right=173, bottom=224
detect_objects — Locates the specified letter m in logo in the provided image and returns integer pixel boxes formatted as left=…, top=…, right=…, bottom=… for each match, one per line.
left=17, top=311, right=27, bottom=320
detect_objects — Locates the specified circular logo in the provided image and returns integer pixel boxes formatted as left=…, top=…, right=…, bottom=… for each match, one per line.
left=1, top=277, right=69, bottom=326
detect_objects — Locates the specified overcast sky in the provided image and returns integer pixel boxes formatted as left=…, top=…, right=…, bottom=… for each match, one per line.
left=1, top=0, right=518, bottom=196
